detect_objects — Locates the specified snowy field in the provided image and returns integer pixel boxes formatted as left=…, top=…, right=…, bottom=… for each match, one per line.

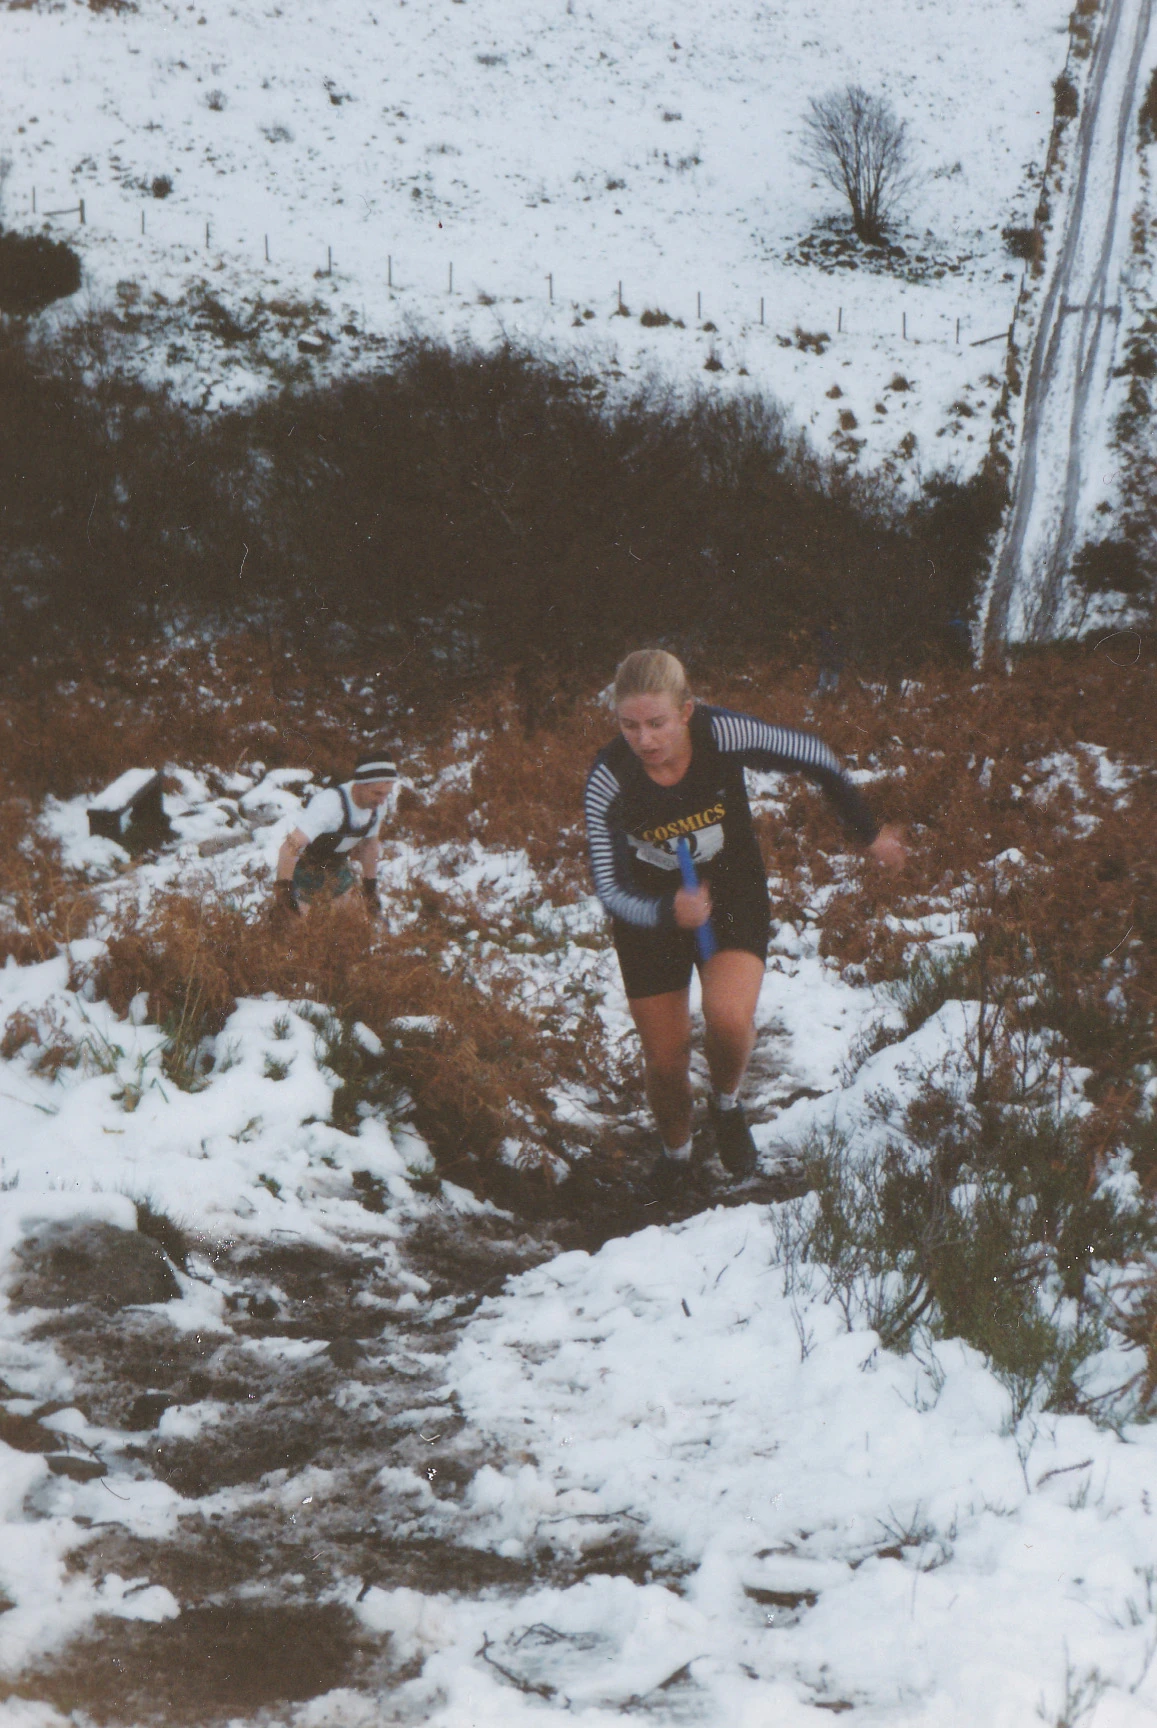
left=1, top=744, right=1156, bottom=1725
left=2, top=0, right=1075, bottom=478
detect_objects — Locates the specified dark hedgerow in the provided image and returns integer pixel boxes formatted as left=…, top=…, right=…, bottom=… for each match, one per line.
left=0, top=326, right=999, bottom=677
left=1072, top=538, right=1147, bottom=595
left=1054, top=73, right=1079, bottom=120
left=0, top=230, right=82, bottom=314
left=1140, top=65, right=1157, bottom=144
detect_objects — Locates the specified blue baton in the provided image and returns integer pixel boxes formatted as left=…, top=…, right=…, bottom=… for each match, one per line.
left=676, top=837, right=717, bottom=963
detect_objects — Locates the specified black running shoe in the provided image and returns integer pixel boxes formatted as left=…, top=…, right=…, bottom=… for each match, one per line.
left=709, top=1100, right=758, bottom=1179
left=648, top=1150, right=692, bottom=1200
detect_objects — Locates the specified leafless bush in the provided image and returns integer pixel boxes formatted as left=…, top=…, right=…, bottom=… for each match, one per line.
left=800, top=85, right=913, bottom=246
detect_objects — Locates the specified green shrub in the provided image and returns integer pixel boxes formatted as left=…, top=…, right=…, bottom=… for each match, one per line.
left=779, top=1092, right=1154, bottom=1420
left=300, top=1007, right=411, bottom=1134
left=842, top=944, right=978, bottom=1079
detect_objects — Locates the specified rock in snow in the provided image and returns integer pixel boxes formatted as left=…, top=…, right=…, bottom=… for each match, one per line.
left=10, top=1221, right=181, bottom=1312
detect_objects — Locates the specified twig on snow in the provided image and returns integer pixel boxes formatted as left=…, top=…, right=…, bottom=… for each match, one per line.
left=476, top=1632, right=556, bottom=1699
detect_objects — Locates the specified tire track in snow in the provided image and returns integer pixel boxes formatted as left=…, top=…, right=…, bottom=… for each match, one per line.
left=981, top=0, right=1154, bottom=647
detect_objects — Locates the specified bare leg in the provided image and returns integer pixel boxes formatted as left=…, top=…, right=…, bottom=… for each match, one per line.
left=700, top=950, right=765, bottom=1097
left=627, top=988, right=693, bottom=1151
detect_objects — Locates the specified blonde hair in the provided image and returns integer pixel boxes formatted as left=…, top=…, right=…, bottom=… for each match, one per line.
left=613, top=649, right=690, bottom=709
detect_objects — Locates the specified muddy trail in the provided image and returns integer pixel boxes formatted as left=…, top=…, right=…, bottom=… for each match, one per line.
left=2, top=1080, right=808, bottom=1727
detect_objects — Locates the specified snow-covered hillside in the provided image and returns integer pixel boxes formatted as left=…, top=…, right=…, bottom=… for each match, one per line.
left=3, top=0, right=1071, bottom=476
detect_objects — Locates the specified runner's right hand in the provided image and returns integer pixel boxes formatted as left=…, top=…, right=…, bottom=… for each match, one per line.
left=674, top=883, right=712, bottom=929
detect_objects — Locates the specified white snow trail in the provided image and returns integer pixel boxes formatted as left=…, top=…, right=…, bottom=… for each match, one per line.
left=982, top=0, right=1155, bottom=646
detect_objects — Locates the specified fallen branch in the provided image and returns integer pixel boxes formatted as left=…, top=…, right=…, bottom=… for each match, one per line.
left=477, top=1633, right=557, bottom=1699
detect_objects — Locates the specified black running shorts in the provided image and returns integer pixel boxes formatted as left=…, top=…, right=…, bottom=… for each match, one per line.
left=612, top=873, right=770, bottom=1001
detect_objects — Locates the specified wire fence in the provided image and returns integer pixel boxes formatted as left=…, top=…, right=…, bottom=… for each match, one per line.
left=19, top=182, right=1019, bottom=353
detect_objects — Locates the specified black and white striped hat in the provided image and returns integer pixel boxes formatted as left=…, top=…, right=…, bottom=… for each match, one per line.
left=352, top=750, right=399, bottom=783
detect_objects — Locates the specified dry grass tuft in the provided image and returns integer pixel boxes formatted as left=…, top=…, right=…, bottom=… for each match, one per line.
left=86, top=885, right=601, bottom=1185
left=0, top=799, right=94, bottom=964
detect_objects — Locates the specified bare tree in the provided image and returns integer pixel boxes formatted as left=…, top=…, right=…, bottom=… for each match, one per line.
left=800, top=85, right=912, bottom=246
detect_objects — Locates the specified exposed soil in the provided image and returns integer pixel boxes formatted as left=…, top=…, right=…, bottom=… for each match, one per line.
left=15, top=1603, right=373, bottom=1725
left=3, top=1130, right=798, bottom=1725
left=778, top=219, right=976, bottom=285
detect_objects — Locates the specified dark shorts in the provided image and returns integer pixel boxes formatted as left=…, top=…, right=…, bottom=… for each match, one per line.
left=612, top=875, right=771, bottom=1001
left=292, top=859, right=356, bottom=902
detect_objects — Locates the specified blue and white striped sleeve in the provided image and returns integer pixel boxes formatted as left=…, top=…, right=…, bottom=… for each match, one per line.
left=583, top=759, right=672, bottom=930
left=708, top=708, right=880, bottom=844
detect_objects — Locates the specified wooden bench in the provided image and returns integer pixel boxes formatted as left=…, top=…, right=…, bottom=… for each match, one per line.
left=87, top=768, right=172, bottom=848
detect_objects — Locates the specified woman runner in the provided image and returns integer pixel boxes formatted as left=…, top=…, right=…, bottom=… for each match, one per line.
left=584, top=650, right=905, bottom=1186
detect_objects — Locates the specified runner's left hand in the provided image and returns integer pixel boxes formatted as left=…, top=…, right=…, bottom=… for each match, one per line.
left=674, top=883, right=712, bottom=929
left=867, top=825, right=907, bottom=871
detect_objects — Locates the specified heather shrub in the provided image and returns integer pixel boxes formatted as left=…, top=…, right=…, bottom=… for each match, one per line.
left=778, top=1092, right=1153, bottom=1419
left=83, top=884, right=600, bottom=1185
left=0, top=230, right=81, bottom=314
left=1071, top=538, right=1147, bottom=594
left=0, top=325, right=996, bottom=675
left=1140, top=65, right=1157, bottom=143
left=1002, top=225, right=1040, bottom=264
left=1054, top=73, right=1079, bottom=120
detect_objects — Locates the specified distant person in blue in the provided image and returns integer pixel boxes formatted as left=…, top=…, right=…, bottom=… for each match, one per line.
left=273, top=751, right=397, bottom=918
left=815, top=617, right=844, bottom=695
left=584, top=650, right=905, bottom=1189
left=946, top=615, right=972, bottom=665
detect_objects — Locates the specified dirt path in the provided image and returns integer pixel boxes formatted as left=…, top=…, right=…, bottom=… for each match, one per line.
left=4, top=1113, right=807, bottom=1725
left=981, top=0, right=1154, bottom=647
